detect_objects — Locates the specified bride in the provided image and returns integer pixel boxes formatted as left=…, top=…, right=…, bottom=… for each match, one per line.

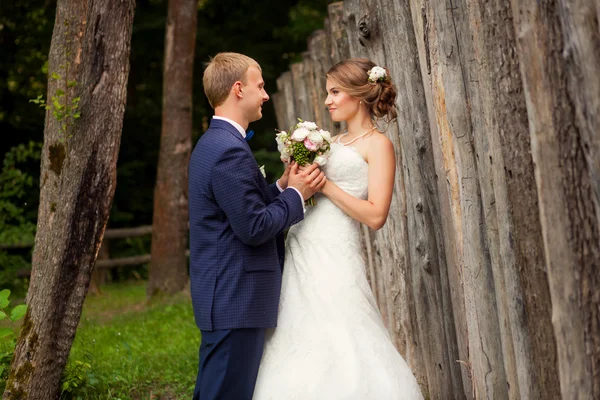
left=253, top=58, right=424, bottom=399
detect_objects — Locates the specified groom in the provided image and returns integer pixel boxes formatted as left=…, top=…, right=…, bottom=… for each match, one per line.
left=188, top=52, right=325, bottom=400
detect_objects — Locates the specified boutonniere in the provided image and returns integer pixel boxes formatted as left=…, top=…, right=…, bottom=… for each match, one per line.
left=259, top=165, right=266, bottom=178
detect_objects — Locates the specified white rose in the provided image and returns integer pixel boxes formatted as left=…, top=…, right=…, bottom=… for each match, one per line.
left=291, top=127, right=310, bottom=141
left=314, top=155, right=328, bottom=166
left=280, top=147, right=292, bottom=162
left=275, top=131, right=288, bottom=145
left=299, top=121, right=318, bottom=130
left=368, top=66, right=387, bottom=82
left=307, top=131, right=324, bottom=148
left=319, top=129, right=332, bottom=143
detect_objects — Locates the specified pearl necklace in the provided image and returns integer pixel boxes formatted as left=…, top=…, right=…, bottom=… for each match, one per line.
left=336, top=127, right=375, bottom=146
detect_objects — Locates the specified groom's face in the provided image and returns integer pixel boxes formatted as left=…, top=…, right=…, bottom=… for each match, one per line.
left=240, top=66, right=269, bottom=123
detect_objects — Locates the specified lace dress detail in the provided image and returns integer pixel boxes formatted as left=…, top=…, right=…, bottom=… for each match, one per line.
left=253, top=143, right=423, bottom=400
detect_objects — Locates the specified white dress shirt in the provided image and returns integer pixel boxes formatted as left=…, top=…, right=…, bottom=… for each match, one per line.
left=212, top=116, right=305, bottom=210
left=213, top=115, right=246, bottom=138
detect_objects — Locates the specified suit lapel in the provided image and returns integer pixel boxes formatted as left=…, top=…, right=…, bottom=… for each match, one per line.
left=209, top=118, right=273, bottom=200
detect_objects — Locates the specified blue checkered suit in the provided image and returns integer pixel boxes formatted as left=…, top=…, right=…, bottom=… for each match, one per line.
left=188, top=118, right=304, bottom=331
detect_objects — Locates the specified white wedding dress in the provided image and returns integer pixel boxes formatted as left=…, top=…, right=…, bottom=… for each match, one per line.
left=253, top=140, right=424, bottom=400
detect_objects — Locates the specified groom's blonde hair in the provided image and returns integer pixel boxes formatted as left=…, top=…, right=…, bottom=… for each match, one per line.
left=203, top=52, right=262, bottom=108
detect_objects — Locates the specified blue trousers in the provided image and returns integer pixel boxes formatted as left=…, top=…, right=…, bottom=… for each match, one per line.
left=193, top=328, right=265, bottom=400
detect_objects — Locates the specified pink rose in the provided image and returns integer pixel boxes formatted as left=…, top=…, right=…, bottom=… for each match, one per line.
left=304, top=137, right=319, bottom=151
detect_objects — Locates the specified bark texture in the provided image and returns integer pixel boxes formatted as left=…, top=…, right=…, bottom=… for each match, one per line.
left=147, top=0, right=197, bottom=297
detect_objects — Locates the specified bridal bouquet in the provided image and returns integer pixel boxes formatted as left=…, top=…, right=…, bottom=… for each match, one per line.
left=276, top=119, right=332, bottom=205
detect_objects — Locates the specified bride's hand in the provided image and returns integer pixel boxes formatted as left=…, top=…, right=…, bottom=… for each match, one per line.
left=318, top=177, right=330, bottom=193
left=298, top=163, right=328, bottom=192
left=298, top=162, right=319, bottom=172
left=277, top=161, right=294, bottom=189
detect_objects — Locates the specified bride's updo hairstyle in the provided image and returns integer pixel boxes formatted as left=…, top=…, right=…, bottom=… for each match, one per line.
left=326, top=58, right=397, bottom=122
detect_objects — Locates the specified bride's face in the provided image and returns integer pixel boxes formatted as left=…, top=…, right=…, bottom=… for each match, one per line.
left=325, top=78, right=360, bottom=122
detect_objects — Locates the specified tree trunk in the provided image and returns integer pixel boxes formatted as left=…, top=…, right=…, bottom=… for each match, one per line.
left=511, top=0, right=600, bottom=397
left=2, top=1, right=135, bottom=398
left=147, top=0, right=197, bottom=297
left=89, top=239, right=109, bottom=295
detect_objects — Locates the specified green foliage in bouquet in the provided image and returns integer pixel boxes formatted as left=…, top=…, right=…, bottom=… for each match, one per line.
left=290, top=141, right=312, bottom=166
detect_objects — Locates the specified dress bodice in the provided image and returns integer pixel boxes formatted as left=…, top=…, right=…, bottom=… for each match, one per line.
left=322, top=142, right=369, bottom=200
left=286, top=142, right=369, bottom=250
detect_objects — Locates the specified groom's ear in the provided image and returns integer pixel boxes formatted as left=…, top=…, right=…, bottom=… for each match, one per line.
left=233, top=81, right=244, bottom=99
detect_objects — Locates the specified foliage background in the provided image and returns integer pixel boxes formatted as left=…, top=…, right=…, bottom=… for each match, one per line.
left=0, top=0, right=336, bottom=292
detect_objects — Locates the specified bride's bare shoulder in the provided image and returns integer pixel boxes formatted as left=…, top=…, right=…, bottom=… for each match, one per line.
left=367, top=130, right=394, bottom=151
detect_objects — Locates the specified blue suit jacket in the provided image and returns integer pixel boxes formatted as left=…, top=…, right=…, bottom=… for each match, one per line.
left=188, top=118, right=304, bottom=331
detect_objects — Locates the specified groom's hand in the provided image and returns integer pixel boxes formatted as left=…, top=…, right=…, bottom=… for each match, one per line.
left=288, top=162, right=327, bottom=200
left=277, top=162, right=293, bottom=189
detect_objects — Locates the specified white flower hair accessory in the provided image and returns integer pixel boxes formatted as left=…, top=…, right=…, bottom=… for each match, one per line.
left=368, top=66, right=387, bottom=83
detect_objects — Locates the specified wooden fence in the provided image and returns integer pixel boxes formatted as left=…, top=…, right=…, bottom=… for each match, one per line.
left=1, top=225, right=156, bottom=275
left=272, top=1, right=600, bottom=399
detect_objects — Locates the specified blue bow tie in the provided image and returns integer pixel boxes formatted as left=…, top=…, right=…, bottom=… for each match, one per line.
left=245, top=130, right=254, bottom=141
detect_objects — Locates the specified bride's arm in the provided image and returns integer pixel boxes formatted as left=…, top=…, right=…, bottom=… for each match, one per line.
left=321, top=135, right=395, bottom=230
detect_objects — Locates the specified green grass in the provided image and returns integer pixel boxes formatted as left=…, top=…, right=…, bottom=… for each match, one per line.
left=3, top=281, right=200, bottom=399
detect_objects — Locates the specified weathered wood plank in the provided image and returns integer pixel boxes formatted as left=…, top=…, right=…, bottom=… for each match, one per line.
left=511, top=0, right=600, bottom=397
left=374, top=0, right=466, bottom=396
left=275, top=71, right=296, bottom=130
left=308, top=29, right=336, bottom=134
left=461, top=0, right=561, bottom=398
left=272, top=92, right=287, bottom=132
left=407, top=0, right=473, bottom=396
left=422, top=0, right=510, bottom=397
left=448, top=0, right=521, bottom=397
left=556, top=0, right=600, bottom=228
left=290, top=62, right=313, bottom=122
left=341, top=0, right=391, bottom=335
left=290, top=61, right=313, bottom=123
left=271, top=0, right=599, bottom=398
left=327, top=2, right=351, bottom=64
left=301, top=51, right=319, bottom=128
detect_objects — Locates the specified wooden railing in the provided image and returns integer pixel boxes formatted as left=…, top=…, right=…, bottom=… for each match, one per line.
left=97, top=225, right=153, bottom=269
left=1, top=225, right=169, bottom=275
